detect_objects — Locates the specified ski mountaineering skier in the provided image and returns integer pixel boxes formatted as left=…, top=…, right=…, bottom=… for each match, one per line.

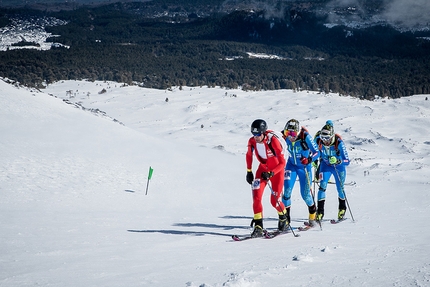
left=282, top=119, right=320, bottom=227
left=246, top=119, right=288, bottom=237
left=314, top=121, right=350, bottom=222
left=313, top=120, right=334, bottom=178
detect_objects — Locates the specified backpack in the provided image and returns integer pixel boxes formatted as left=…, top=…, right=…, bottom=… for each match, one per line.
left=267, top=130, right=289, bottom=161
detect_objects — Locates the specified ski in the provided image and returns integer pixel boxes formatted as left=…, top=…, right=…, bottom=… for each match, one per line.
left=330, top=218, right=347, bottom=224
left=344, top=181, right=356, bottom=186
left=233, top=228, right=293, bottom=240
left=313, top=180, right=356, bottom=186
left=264, top=229, right=290, bottom=239
left=232, top=229, right=268, bottom=241
left=299, top=221, right=321, bottom=231
left=232, top=234, right=254, bottom=241
left=298, top=225, right=312, bottom=231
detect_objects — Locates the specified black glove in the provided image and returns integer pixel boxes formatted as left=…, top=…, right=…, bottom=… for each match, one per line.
left=246, top=171, right=254, bottom=184
left=261, top=171, right=274, bottom=180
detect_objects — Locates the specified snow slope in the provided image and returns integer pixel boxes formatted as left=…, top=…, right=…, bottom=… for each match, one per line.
left=1, top=79, right=429, bottom=286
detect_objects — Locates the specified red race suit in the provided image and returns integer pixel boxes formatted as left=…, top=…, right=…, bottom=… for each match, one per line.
left=246, top=130, right=287, bottom=221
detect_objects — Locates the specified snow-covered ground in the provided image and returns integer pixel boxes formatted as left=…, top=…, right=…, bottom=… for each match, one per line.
left=0, top=16, right=68, bottom=51
left=1, top=78, right=429, bottom=286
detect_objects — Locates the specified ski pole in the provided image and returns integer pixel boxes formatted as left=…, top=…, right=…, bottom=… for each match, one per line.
left=305, top=167, right=322, bottom=230
left=267, top=181, right=299, bottom=237
left=304, top=167, right=316, bottom=206
left=334, top=165, right=355, bottom=222
left=313, top=167, right=316, bottom=203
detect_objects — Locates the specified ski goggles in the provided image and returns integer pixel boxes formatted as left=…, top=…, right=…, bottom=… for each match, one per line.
left=252, top=132, right=262, bottom=137
left=284, top=130, right=298, bottom=137
left=320, top=134, right=332, bottom=141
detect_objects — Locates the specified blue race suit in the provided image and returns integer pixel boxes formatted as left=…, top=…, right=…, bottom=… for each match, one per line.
left=316, top=136, right=350, bottom=202
left=282, top=132, right=319, bottom=208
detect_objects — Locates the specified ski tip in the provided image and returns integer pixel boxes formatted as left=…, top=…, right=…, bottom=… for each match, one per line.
left=232, top=235, right=241, bottom=241
left=330, top=218, right=347, bottom=224
left=231, top=234, right=255, bottom=241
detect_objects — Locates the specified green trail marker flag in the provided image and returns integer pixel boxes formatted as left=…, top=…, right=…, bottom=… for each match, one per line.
left=145, top=166, right=154, bottom=195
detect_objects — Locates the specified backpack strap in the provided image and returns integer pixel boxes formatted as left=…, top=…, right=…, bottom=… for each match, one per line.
left=267, top=131, right=280, bottom=157
left=298, top=127, right=309, bottom=150
left=267, top=132, right=276, bottom=157
left=334, top=134, right=342, bottom=155
left=267, top=131, right=287, bottom=159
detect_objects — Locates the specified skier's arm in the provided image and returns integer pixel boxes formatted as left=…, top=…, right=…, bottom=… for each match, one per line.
left=338, top=141, right=350, bottom=166
left=246, top=138, right=255, bottom=171
left=306, top=134, right=320, bottom=161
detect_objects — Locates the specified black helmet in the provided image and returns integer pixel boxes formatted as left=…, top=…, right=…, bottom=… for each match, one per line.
left=284, top=119, right=300, bottom=133
left=251, top=119, right=267, bottom=135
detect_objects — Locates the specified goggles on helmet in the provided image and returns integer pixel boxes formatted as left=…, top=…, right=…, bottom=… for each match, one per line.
left=320, top=130, right=332, bottom=142
left=321, top=135, right=331, bottom=141
left=285, top=130, right=298, bottom=137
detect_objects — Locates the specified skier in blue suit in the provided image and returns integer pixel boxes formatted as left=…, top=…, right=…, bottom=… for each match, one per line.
left=315, top=121, right=350, bottom=222
left=282, top=119, right=320, bottom=227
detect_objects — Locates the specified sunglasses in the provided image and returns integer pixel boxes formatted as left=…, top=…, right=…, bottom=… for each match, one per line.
left=285, top=130, right=297, bottom=137
left=252, top=132, right=262, bottom=137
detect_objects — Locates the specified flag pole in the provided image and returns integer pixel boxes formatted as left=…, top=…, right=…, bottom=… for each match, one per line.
left=145, top=166, right=153, bottom=195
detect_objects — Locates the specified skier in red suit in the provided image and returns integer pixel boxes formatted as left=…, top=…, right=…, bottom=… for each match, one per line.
left=246, top=119, right=288, bottom=237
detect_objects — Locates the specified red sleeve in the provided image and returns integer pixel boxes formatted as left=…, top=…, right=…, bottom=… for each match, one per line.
left=246, top=137, right=255, bottom=170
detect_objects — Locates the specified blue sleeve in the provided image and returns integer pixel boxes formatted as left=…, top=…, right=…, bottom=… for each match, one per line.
left=338, top=140, right=350, bottom=166
left=305, top=134, right=320, bottom=160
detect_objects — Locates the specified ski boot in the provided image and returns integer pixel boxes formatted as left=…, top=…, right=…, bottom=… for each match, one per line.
left=316, top=199, right=325, bottom=223
left=308, top=212, right=317, bottom=227
left=308, top=204, right=317, bottom=227
left=251, top=225, right=264, bottom=238
left=338, top=209, right=346, bottom=220
left=278, top=213, right=289, bottom=232
left=338, top=198, right=347, bottom=220
left=250, top=219, right=264, bottom=238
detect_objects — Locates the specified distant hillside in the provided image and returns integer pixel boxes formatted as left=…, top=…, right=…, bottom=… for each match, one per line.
left=0, top=2, right=429, bottom=99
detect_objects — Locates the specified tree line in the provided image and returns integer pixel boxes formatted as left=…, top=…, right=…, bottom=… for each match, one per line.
left=0, top=4, right=429, bottom=99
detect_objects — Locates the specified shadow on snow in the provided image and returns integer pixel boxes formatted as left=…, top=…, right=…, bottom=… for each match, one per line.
left=127, top=215, right=318, bottom=237
left=127, top=215, right=253, bottom=237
